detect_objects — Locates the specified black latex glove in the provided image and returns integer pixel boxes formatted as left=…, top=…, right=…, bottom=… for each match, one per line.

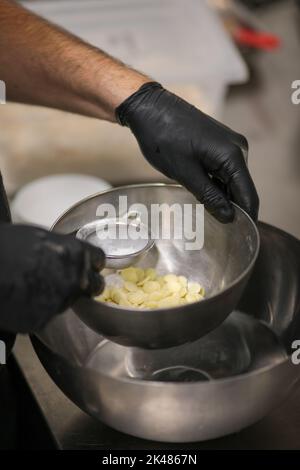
left=116, top=82, right=259, bottom=223
left=0, top=224, right=105, bottom=333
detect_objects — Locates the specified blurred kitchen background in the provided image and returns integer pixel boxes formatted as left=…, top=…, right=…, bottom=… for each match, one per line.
left=0, top=0, right=299, bottom=236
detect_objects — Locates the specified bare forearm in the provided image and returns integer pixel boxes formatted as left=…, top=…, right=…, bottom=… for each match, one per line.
left=0, top=0, right=150, bottom=121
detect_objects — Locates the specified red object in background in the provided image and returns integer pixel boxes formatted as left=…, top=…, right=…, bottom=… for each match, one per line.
left=234, top=26, right=281, bottom=50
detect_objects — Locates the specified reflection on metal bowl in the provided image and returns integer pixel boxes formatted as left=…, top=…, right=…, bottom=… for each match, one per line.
left=32, top=222, right=300, bottom=442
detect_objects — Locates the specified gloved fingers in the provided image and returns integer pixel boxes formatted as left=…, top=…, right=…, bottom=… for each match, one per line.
left=232, top=133, right=249, bottom=164
left=77, top=242, right=105, bottom=296
left=0, top=226, right=106, bottom=332
left=81, top=241, right=106, bottom=271
left=203, top=114, right=249, bottom=154
left=210, top=146, right=259, bottom=222
left=230, top=166, right=259, bottom=222
left=56, top=272, right=103, bottom=316
left=210, top=176, right=230, bottom=199
left=177, top=161, right=234, bottom=223
left=83, top=271, right=105, bottom=297
left=234, top=133, right=249, bottom=154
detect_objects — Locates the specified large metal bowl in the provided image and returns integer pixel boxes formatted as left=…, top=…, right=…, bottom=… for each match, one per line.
left=32, top=223, right=300, bottom=442
left=52, top=184, right=259, bottom=349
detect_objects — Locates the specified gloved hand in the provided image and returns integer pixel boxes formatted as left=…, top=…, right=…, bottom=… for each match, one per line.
left=0, top=224, right=105, bottom=333
left=116, top=82, right=259, bottom=223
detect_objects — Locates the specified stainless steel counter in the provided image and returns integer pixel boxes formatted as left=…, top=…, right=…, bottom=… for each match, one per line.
left=14, top=335, right=300, bottom=450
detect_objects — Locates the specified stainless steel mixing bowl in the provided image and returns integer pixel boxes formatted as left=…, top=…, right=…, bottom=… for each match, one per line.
left=32, top=222, right=300, bottom=442
left=52, top=184, right=259, bottom=349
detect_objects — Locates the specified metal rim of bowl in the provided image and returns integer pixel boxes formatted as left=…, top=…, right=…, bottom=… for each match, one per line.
left=76, top=218, right=154, bottom=262
left=52, top=183, right=260, bottom=313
